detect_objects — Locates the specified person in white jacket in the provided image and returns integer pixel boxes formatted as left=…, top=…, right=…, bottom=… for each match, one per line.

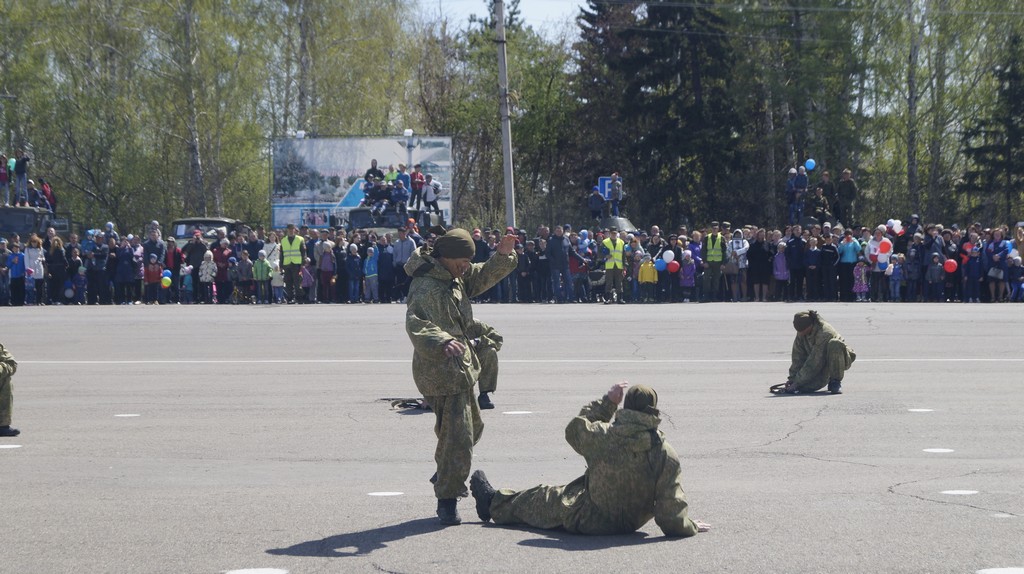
left=726, top=229, right=749, bottom=302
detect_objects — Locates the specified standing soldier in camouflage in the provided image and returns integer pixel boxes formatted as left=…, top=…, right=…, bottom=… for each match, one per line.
left=405, top=228, right=517, bottom=525
left=780, top=310, right=856, bottom=394
left=470, top=382, right=710, bottom=537
left=0, top=343, right=19, bottom=437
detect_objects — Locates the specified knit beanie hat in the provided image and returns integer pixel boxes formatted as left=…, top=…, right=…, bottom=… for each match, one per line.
left=624, top=385, right=659, bottom=415
left=433, top=228, right=476, bottom=260
left=793, top=310, right=819, bottom=331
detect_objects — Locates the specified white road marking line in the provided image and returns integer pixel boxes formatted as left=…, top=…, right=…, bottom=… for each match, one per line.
left=20, top=357, right=1024, bottom=365
left=502, top=411, right=533, bottom=415
left=977, top=569, right=1024, bottom=574
left=923, top=448, right=954, bottom=453
left=224, top=569, right=289, bottom=574
left=114, top=414, right=141, bottom=418
left=0, top=445, right=22, bottom=449
left=941, top=490, right=978, bottom=495
left=367, top=492, right=403, bottom=496
left=990, top=514, right=1016, bottom=518
left=908, top=409, right=934, bottom=412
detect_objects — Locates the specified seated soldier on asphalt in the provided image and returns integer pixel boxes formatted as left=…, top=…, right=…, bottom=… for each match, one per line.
left=780, top=310, right=856, bottom=395
left=470, top=382, right=710, bottom=537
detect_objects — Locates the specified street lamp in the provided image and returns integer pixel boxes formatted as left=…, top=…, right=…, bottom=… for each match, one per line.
left=404, top=129, right=415, bottom=173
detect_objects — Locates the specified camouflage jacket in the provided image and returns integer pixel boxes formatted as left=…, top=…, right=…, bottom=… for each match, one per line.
left=0, top=343, right=16, bottom=383
left=563, top=397, right=700, bottom=537
left=788, top=319, right=844, bottom=386
left=404, top=247, right=516, bottom=396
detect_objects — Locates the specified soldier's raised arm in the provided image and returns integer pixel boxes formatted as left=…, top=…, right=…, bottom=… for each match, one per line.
left=462, top=238, right=517, bottom=298
left=565, top=383, right=624, bottom=457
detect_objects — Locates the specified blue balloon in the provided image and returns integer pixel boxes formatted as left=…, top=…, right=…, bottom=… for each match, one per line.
left=162, top=270, right=172, bottom=278
left=805, top=158, right=816, bottom=171
left=654, top=259, right=667, bottom=271
left=878, top=261, right=888, bottom=270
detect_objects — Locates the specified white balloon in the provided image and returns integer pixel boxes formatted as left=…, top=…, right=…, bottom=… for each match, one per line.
left=878, top=252, right=890, bottom=263
left=662, top=250, right=675, bottom=263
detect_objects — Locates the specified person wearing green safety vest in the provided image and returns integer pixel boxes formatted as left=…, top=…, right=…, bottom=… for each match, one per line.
left=602, top=228, right=626, bottom=304
left=701, top=221, right=727, bottom=302
left=280, top=223, right=306, bottom=304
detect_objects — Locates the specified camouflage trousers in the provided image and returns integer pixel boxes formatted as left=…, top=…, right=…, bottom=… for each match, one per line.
left=0, top=378, right=11, bottom=427
left=425, top=388, right=483, bottom=499
left=490, top=475, right=625, bottom=535
left=478, top=345, right=498, bottom=394
left=798, top=338, right=856, bottom=392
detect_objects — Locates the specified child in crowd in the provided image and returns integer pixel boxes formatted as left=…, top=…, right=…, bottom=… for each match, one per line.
left=236, top=251, right=254, bottom=304
left=25, top=267, right=36, bottom=305
left=887, top=255, right=903, bottom=302
left=1008, top=256, right=1024, bottom=302
left=805, top=237, right=821, bottom=301
left=772, top=242, right=790, bottom=302
left=72, top=266, right=87, bottom=305
left=199, top=251, right=217, bottom=304
left=300, top=257, right=316, bottom=303
left=638, top=254, right=656, bottom=303
left=144, top=253, right=163, bottom=304
left=626, top=251, right=643, bottom=302
left=180, top=265, right=194, bottom=304
left=853, top=256, right=870, bottom=302
left=363, top=246, right=379, bottom=303
left=346, top=244, right=362, bottom=303
left=679, top=250, right=696, bottom=302
left=925, top=253, right=944, bottom=302
left=271, top=262, right=285, bottom=304
left=227, top=257, right=241, bottom=304
left=963, top=246, right=983, bottom=303
left=253, top=250, right=272, bottom=304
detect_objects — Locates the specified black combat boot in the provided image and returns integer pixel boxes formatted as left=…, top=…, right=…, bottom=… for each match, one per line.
left=827, top=378, right=843, bottom=394
left=470, top=470, right=496, bottom=522
left=436, top=498, right=462, bottom=525
left=0, top=426, right=20, bottom=437
left=478, top=392, right=494, bottom=410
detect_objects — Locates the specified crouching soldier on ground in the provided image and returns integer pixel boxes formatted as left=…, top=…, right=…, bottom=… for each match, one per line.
left=465, top=321, right=503, bottom=410
left=470, top=382, right=710, bottom=537
left=1, top=342, right=19, bottom=437
left=779, top=310, right=856, bottom=395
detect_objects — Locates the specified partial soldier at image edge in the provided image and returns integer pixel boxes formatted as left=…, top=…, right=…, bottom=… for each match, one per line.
left=0, top=342, right=19, bottom=437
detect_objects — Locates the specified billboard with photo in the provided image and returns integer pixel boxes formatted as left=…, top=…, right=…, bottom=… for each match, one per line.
left=271, top=136, right=453, bottom=229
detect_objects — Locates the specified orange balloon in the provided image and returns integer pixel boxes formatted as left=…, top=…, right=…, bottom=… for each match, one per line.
left=943, top=259, right=958, bottom=273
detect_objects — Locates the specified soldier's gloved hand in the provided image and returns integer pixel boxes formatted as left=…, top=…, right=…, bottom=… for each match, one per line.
left=443, top=339, right=467, bottom=357
left=606, top=381, right=628, bottom=405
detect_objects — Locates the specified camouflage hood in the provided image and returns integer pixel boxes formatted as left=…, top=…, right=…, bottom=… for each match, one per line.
left=404, top=246, right=452, bottom=282
left=610, top=408, right=664, bottom=453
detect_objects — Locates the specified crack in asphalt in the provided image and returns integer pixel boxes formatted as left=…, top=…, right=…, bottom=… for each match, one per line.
left=372, top=562, right=405, bottom=574
left=759, top=450, right=881, bottom=468
left=887, top=469, right=1021, bottom=517
left=755, top=404, right=830, bottom=449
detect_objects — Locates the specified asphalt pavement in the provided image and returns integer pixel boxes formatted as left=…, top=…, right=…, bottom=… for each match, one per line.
left=1, top=302, right=1022, bottom=574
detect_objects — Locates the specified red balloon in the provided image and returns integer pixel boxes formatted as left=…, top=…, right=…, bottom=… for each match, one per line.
left=879, top=239, right=892, bottom=254
left=667, top=260, right=680, bottom=273
left=870, top=253, right=878, bottom=263
left=943, top=259, right=958, bottom=273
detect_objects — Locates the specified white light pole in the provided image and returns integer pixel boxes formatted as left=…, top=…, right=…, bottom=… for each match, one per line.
left=404, top=128, right=415, bottom=174
left=495, top=0, right=516, bottom=228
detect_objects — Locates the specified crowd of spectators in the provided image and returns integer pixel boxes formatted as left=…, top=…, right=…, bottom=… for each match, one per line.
left=1, top=214, right=1022, bottom=308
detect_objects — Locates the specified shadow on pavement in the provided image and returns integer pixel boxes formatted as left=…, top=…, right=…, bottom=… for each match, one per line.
left=266, top=518, right=444, bottom=557
left=486, top=524, right=665, bottom=550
